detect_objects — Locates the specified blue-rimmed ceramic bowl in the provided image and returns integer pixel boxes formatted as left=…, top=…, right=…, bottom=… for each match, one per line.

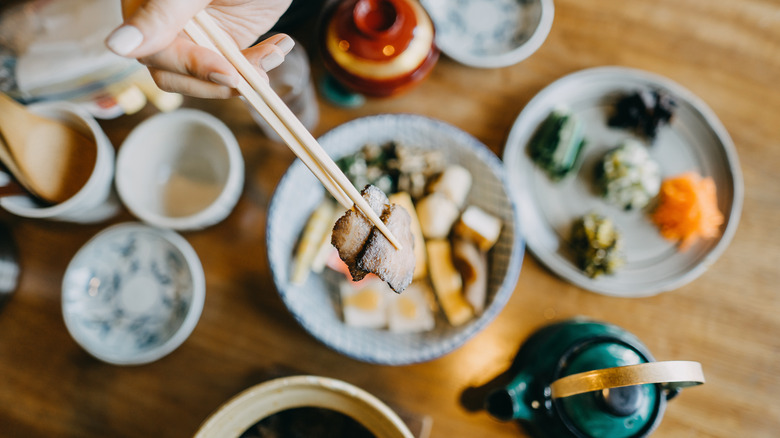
left=267, top=114, right=524, bottom=365
left=62, top=223, right=205, bottom=365
left=421, top=0, right=554, bottom=68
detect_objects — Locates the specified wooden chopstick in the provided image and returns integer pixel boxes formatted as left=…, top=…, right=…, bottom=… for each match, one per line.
left=182, top=21, right=350, bottom=209
left=184, top=12, right=402, bottom=250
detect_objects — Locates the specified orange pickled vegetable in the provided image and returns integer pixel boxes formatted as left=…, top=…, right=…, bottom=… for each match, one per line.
left=652, top=172, right=724, bottom=250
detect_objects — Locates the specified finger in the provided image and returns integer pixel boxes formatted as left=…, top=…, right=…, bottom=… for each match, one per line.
left=242, top=34, right=295, bottom=72
left=106, top=0, right=210, bottom=57
left=139, top=34, right=293, bottom=89
left=139, top=37, right=240, bottom=88
left=148, top=67, right=238, bottom=99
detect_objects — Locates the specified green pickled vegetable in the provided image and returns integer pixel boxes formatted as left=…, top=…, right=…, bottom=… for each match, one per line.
left=570, top=213, right=624, bottom=278
left=529, top=109, right=587, bottom=181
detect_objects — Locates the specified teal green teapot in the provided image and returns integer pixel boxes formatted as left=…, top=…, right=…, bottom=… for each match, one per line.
left=485, top=319, right=704, bottom=437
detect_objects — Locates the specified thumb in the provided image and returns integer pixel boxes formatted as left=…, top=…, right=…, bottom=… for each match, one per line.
left=106, top=0, right=211, bottom=57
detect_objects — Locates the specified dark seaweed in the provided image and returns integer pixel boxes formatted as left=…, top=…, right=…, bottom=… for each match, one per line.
left=608, top=89, right=677, bottom=141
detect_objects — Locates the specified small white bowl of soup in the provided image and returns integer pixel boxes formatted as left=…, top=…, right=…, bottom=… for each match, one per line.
left=194, top=375, right=413, bottom=438
left=0, top=100, right=119, bottom=223
left=116, top=109, right=243, bottom=231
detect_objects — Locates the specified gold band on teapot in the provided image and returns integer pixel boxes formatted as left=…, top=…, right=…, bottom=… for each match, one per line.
left=550, top=361, right=705, bottom=399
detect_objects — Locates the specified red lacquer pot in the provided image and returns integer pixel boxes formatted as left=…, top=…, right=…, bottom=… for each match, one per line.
left=319, top=0, right=439, bottom=97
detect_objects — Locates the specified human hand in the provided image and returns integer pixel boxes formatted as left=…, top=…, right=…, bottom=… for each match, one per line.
left=106, top=0, right=293, bottom=98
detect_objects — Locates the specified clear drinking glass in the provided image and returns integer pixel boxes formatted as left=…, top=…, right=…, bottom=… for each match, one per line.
left=249, top=38, right=319, bottom=142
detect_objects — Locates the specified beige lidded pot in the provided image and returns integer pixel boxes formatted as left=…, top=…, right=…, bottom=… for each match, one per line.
left=194, top=375, right=414, bottom=438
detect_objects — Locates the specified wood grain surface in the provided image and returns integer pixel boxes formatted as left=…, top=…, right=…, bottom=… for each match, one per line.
left=1, top=0, right=779, bottom=437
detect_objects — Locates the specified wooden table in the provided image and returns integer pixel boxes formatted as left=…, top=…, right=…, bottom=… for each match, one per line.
left=1, top=0, right=779, bottom=436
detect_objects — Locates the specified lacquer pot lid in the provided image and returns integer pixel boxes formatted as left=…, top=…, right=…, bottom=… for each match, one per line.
left=321, top=0, right=439, bottom=96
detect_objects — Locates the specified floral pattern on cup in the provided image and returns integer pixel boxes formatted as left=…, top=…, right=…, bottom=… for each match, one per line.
left=62, top=223, right=204, bottom=365
left=421, top=0, right=554, bottom=68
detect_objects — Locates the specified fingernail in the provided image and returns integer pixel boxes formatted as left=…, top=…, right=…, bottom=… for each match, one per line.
left=209, top=72, right=238, bottom=88
left=260, top=52, right=284, bottom=72
left=275, top=36, right=295, bottom=54
left=260, top=52, right=284, bottom=71
left=106, top=25, right=143, bottom=56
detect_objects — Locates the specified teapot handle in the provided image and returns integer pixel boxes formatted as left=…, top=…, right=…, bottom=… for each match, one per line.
left=550, top=361, right=705, bottom=399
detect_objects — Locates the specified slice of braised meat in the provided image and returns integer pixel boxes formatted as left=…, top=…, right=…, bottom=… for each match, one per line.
left=358, top=203, right=415, bottom=293
left=331, top=185, right=389, bottom=280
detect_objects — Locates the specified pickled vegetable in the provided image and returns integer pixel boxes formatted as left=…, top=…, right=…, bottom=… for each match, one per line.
left=570, top=213, right=624, bottom=278
left=596, top=140, right=661, bottom=210
left=652, top=172, right=723, bottom=250
left=529, top=108, right=587, bottom=181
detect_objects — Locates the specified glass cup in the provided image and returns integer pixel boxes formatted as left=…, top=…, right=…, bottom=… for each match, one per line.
left=249, top=38, right=319, bottom=142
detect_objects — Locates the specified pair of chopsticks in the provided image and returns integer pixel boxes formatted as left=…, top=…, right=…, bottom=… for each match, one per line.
left=183, top=11, right=401, bottom=250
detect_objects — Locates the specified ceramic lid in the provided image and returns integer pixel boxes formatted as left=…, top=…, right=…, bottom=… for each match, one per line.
left=556, top=341, right=661, bottom=438
left=323, top=0, right=435, bottom=78
left=320, top=0, right=439, bottom=96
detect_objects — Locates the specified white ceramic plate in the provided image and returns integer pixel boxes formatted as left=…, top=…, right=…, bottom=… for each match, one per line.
left=503, top=66, right=743, bottom=297
left=267, top=114, right=524, bottom=365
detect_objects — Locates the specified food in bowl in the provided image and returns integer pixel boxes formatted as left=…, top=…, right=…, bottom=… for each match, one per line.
left=337, top=141, right=446, bottom=199
left=194, top=375, right=414, bottom=438
left=267, top=114, right=523, bottom=364
left=291, top=141, right=502, bottom=332
left=331, top=185, right=416, bottom=293
left=239, top=407, right=376, bottom=438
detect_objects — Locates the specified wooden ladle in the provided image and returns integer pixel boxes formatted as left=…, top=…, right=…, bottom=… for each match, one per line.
left=0, top=137, right=35, bottom=199
left=0, top=93, right=97, bottom=204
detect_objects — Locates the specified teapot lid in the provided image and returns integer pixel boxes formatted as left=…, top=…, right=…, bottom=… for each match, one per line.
left=554, top=340, right=663, bottom=438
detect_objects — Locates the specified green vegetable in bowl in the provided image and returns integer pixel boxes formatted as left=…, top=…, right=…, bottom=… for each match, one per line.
left=336, top=141, right=445, bottom=199
left=570, top=213, right=624, bottom=278
left=529, top=108, right=587, bottom=181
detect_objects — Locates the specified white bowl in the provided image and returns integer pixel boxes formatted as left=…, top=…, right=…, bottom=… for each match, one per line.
left=116, top=109, right=244, bottom=231
left=0, top=100, right=119, bottom=223
left=421, top=0, right=554, bottom=68
left=267, top=114, right=524, bottom=364
left=62, top=222, right=205, bottom=365
left=194, top=375, right=413, bottom=438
